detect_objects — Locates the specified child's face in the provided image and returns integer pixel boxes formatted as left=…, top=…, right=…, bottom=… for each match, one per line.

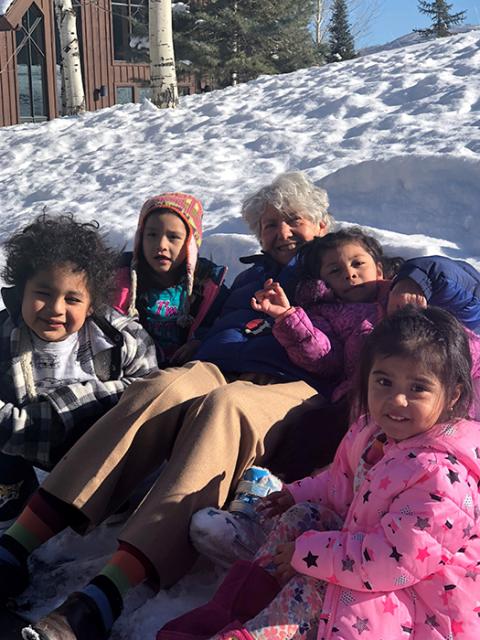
left=259, top=205, right=326, bottom=266
left=142, top=212, right=188, bottom=284
left=320, top=242, right=383, bottom=302
left=22, top=263, right=93, bottom=342
left=367, top=354, right=460, bottom=441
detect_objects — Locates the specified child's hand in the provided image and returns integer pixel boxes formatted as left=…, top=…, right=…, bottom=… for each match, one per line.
left=169, top=340, right=201, bottom=366
left=387, top=278, right=427, bottom=315
left=251, top=279, right=293, bottom=319
left=256, top=489, right=294, bottom=517
left=273, top=542, right=296, bottom=583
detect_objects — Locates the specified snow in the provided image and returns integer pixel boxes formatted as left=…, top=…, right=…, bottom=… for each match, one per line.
left=0, top=0, right=13, bottom=16
left=1, top=29, right=480, bottom=637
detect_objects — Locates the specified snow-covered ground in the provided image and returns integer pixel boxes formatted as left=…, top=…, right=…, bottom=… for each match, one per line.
left=1, top=28, right=480, bottom=638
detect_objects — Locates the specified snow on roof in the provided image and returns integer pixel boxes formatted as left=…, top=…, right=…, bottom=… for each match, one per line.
left=0, top=0, right=13, bottom=16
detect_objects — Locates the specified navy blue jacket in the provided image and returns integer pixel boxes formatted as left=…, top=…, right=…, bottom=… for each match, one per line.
left=195, top=253, right=336, bottom=396
left=395, top=255, right=480, bottom=330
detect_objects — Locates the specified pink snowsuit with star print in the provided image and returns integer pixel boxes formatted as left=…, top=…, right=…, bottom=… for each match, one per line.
left=288, top=416, right=480, bottom=640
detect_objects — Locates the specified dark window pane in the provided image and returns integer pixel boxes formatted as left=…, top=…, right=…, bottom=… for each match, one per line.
left=116, top=86, right=134, bottom=104
left=139, top=86, right=151, bottom=101
left=16, top=4, right=48, bottom=122
left=112, top=0, right=148, bottom=63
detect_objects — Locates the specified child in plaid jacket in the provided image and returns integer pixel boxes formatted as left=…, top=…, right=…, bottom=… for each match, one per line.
left=0, top=214, right=157, bottom=522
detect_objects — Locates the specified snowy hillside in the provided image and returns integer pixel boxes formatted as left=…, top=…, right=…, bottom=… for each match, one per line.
left=0, top=28, right=480, bottom=639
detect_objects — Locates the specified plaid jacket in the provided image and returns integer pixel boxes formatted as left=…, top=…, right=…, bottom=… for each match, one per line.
left=0, top=288, right=157, bottom=468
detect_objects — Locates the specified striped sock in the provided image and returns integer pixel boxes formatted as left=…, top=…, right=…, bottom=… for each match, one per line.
left=81, top=543, right=152, bottom=632
left=0, top=490, right=70, bottom=564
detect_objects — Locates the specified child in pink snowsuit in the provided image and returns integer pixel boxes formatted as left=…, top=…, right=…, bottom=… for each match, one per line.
left=225, top=306, right=480, bottom=639
left=160, top=306, right=480, bottom=640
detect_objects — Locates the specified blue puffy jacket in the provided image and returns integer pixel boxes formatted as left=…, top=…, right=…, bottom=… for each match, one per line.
left=195, top=253, right=335, bottom=396
left=395, top=255, right=480, bottom=329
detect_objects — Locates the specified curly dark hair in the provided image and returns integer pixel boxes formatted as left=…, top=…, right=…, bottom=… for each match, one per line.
left=298, top=226, right=404, bottom=281
left=2, top=214, right=120, bottom=311
left=353, top=305, right=473, bottom=422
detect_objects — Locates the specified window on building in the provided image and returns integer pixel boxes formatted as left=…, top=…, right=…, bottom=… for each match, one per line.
left=16, top=3, right=48, bottom=123
left=112, top=0, right=149, bottom=63
left=116, top=86, right=135, bottom=104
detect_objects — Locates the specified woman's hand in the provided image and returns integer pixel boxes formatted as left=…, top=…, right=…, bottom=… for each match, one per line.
left=272, top=542, right=296, bottom=583
left=256, top=489, right=294, bottom=518
left=387, top=278, right=427, bottom=315
left=169, top=340, right=201, bottom=366
left=251, top=279, right=293, bottom=319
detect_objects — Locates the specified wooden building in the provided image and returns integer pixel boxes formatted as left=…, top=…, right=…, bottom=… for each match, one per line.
left=0, top=0, right=201, bottom=127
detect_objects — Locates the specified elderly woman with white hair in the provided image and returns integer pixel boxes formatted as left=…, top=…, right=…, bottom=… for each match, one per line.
left=2, top=172, right=335, bottom=640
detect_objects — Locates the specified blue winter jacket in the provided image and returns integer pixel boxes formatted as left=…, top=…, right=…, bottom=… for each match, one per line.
left=195, top=253, right=335, bottom=396
left=395, top=255, right=480, bottom=329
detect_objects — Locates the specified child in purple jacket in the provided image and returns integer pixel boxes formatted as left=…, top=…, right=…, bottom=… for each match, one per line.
left=191, top=228, right=480, bottom=568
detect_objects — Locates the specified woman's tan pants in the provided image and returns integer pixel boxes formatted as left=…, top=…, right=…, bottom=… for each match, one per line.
left=42, top=361, right=318, bottom=587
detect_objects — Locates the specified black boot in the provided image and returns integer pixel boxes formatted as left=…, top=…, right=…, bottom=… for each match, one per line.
left=22, top=591, right=109, bottom=640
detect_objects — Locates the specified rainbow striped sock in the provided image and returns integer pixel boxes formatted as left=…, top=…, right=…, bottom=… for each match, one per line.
left=0, top=491, right=69, bottom=564
left=80, top=544, right=150, bottom=632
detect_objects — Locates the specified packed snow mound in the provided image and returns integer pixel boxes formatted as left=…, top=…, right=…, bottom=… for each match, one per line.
left=320, top=155, right=480, bottom=258
left=0, top=30, right=479, bottom=279
left=1, top=28, right=480, bottom=640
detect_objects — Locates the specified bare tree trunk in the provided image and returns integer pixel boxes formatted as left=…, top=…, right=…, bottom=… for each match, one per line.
left=54, top=0, right=85, bottom=115
left=149, top=0, right=178, bottom=108
left=314, top=0, right=326, bottom=46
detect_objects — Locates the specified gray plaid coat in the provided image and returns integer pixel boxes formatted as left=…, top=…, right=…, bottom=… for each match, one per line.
left=0, top=289, right=157, bottom=468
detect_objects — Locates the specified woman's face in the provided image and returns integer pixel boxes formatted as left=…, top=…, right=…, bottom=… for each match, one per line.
left=259, top=205, right=326, bottom=265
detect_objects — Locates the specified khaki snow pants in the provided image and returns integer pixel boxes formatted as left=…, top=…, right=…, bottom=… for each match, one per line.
left=42, top=361, right=319, bottom=587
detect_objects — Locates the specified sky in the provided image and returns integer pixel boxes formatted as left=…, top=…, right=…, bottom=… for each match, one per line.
left=360, top=0, right=480, bottom=47
left=0, top=27, right=480, bottom=639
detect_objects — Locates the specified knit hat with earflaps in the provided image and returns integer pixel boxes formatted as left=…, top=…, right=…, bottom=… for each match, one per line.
left=129, top=192, right=204, bottom=325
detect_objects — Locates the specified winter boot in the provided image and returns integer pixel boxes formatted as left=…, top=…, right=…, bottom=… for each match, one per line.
left=156, top=560, right=280, bottom=640
left=190, top=467, right=282, bottom=568
left=22, top=591, right=109, bottom=640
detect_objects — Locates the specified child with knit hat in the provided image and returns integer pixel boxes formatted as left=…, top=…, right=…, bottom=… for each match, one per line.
left=114, top=192, right=228, bottom=366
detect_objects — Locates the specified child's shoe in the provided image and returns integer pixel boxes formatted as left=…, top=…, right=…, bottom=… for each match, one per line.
left=190, top=467, right=282, bottom=568
left=22, top=591, right=108, bottom=640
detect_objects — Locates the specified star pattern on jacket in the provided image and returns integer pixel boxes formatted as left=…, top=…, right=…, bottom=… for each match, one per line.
left=382, top=596, right=398, bottom=614
left=465, top=567, right=479, bottom=581
left=390, top=546, right=403, bottom=562
left=416, top=547, right=430, bottom=562
left=452, top=620, right=464, bottom=634
left=445, top=453, right=458, bottom=464
left=342, top=555, right=355, bottom=572
left=447, top=469, right=460, bottom=484
left=426, top=614, right=439, bottom=628
left=302, top=551, right=319, bottom=568
left=352, top=617, right=369, bottom=634
left=379, top=476, right=392, bottom=490
left=415, top=516, right=430, bottom=530
left=401, top=624, right=413, bottom=634
left=363, top=490, right=371, bottom=503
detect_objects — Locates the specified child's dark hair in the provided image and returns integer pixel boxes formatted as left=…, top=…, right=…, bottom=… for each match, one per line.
left=298, top=227, right=404, bottom=280
left=2, top=214, right=119, bottom=311
left=353, top=306, right=473, bottom=421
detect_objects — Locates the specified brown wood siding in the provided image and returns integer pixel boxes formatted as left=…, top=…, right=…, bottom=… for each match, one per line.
left=0, top=30, right=17, bottom=126
left=0, top=0, right=57, bottom=127
left=2, top=0, right=202, bottom=126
